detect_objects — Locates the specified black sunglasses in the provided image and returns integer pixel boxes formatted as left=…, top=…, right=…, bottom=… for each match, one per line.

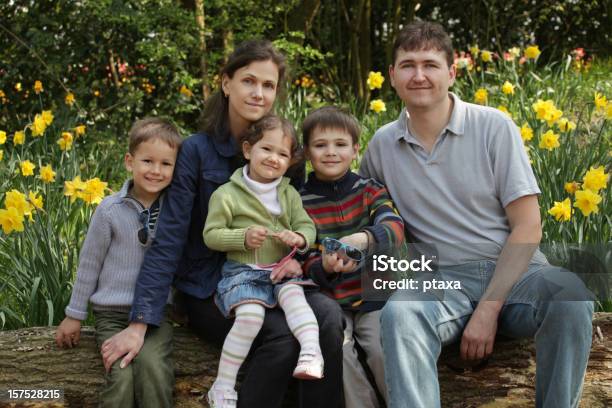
left=321, top=237, right=365, bottom=265
left=138, top=209, right=150, bottom=245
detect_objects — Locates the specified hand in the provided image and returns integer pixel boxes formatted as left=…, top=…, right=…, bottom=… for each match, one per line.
left=55, top=317, right=82, bottom=348
left=322, top=252, right=357, bottom=274
left=340, top=232, right=369, bottom=251
left=101, top=322, right=147, bottom=372
left=460, top=302, right=501, bottom=360
left=245, top=226, right=267, bottom=249
left=270, top=258, right=303, bottom=283
left=272, top=230, right=306, bottom=249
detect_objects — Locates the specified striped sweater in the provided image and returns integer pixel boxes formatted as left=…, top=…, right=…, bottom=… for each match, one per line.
left=300, top=170, right=405, bottom=311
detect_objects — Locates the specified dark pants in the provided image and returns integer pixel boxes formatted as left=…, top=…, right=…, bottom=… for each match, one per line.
left=182, top=289, right=344, bottom=408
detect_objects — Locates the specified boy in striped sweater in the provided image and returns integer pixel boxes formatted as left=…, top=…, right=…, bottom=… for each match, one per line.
left=299, top=106, right=405, bottom=408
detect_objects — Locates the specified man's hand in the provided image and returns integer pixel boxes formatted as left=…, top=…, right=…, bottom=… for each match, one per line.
left=322, top=252, right=357, bottom=274
left=270, top=258, right=303, bottom=283
left=101, top=322, right=147, bottom=372
left=245, top=226, right=267, bottom=249
left=55, top=317, right=82, bottom=348
left=460, top=301, right=501, bottom=360
left=272, top=230, right=306, bottom=249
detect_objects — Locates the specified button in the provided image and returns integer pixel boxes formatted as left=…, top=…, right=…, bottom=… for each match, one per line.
left=136, top=313, right=144, bottom=320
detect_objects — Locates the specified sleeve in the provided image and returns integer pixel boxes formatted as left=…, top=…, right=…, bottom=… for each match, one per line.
left=203, top=188, right=248, bottom=252
left=287, top=187, right=316, bottom=253
left=490, top=118, right=541, bottom=208
left=302, top=252, right=339, bottom=290
left=129, top=139, right=199, bottom=326
left=362, top=180, right=405, bottom=249
left=65, top=204, right=112, bottom=320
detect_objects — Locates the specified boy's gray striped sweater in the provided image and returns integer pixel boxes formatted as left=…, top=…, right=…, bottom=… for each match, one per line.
left=65, top=180, right=168, bottom=320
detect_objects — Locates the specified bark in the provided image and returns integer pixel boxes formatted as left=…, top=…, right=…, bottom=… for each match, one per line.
left=0, top=314, right=610, bottom=407
left=194, top=0, right=210, bottom=100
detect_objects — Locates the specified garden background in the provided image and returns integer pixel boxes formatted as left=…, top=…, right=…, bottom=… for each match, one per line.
left=0, top=0, right=610, bottom=329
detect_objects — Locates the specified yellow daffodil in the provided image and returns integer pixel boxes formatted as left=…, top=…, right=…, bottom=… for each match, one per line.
left=57, top=132, right=74, bottom=151
left=93, top=90, right=100, bottom=97
left=300, top=76, right=314, bottom=88
left=14, top=83, right=22, bottom=92
left=13, top=131, right=25, bottom=145
left=34, top=81, right=43, bottom=94
left=0, top=206, right=25, bottom=234
left=607, top=102, right=612, bottom=120
left=41, top=110, right=54, bottom=126
left=480, top=50, right=492, bottom=62
left=524, top=45, right=541, bottom=60
left=5, top=189, right=29, bottom=217
left=469, top=45, right=479, bottom=57
left=28, top=191, right=44, bottom=211
left=508, top=47, right=521, bottom=58
left=65, top=92, right=75, bottom=106
left=532, top=99, right=563, bottom=126
left=556, top=117, right=576, bottom=132
left=64, top=176, right=88, bottom=203
left=179, top=85, right=193, bottom=98
left=20, top=160, right=36, bottom=176
left=582, top=166, right=608, bottom=191
left=539, top=130, right=560, bottom=151
left=369, top=99, right=386, bottom=113
left=594, top=92, right=607, bottom=110
left=548, top=198, right=572, bottom=222
left=82, top=178, right=108, bottom=204
left=31, top=114, right=47, bottom=137
left=497, top=105, right=511, bottom=118
left=474, top=88, right=488, bottom=105
left=502, top=81, right=515, bottom=95
left=0, top=150, right=3, bottom=161
left=564, top=181, right=580, bottom=195
left=573, top=189, right=602, bottom=216
left=520, top=124, right=534, bottom=142
left=74, top=125, right=86, bottom=137
left=366, top=71, right=385, bottom=90
left=0, top=130, right=6, bottom=144
left=39, top=164, right=56, bottom=183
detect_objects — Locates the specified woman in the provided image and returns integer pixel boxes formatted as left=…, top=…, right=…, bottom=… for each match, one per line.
left=100, top=40, right=344, bottom=407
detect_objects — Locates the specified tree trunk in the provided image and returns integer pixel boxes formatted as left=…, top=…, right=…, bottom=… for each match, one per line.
left=0, top=314, right=610, bottom=407
left=193, top=0, right=210, bottom=99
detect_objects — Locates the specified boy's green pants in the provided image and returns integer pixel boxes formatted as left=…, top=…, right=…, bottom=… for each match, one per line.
left=94, top=310, right=174, bottom=408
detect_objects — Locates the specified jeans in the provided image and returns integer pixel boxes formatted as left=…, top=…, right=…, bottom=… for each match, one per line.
left=380, top=261, right=594, bottom=408
left=183, top=289, right=344, bottom=408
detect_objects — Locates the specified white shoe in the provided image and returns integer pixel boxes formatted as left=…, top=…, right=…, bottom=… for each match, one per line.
left=207, top=385, right=237, bottom=408
left=292, top=349, right=324, bottom=379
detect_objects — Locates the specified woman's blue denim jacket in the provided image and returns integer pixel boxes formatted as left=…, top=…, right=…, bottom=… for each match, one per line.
left=129, top=132, right=237, bottom=326
left=129, top=132, right=304, bottom=326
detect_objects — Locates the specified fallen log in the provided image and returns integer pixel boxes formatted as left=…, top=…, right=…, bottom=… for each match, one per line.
left=0, top=314, right=610, bottom=407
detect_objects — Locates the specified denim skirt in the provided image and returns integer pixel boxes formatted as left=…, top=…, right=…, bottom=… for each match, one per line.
left=215, top=260, right=316, bottom=318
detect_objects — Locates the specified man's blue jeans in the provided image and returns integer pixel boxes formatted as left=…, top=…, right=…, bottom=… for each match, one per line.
left=380, top=261, right=594, bottom=408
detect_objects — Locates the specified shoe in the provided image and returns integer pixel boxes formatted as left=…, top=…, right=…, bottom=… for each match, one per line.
left=292, top=349, right=324, bottom=379
left=207, top=385, right=237, bottom=408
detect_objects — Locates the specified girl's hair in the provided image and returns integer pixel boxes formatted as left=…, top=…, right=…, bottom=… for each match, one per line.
left=241, top=114, right=303, bottom=166
left=199, top=40, right=286, bottom=141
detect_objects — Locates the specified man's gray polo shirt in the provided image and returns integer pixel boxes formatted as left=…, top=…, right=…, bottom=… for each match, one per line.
left=360, top=93, right=546, bottom=265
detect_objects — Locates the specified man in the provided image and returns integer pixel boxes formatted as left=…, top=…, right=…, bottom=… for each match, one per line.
left=360, top=21, right=593, bottom=408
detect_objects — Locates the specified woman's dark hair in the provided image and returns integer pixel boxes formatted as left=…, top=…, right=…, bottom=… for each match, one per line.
left=199, top=40, right=286, bottom=141
left=240, top=114, right=304, bottom=173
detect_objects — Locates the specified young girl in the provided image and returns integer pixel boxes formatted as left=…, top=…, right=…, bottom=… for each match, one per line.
left=203, top=114, right=323, bottom=407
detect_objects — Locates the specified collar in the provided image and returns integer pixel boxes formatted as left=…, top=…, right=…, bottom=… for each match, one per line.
left=242, top=165, right=283, bottom=193
left=230, top=166, right=289, bottom=193
left=304, top=170, right=359, bottom=197
left=395, top=92, right=466, bottom=143
left=120, top=179, right=163, bottom=211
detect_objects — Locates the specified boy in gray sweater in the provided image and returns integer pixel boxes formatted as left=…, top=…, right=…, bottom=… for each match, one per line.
left=55, top=117, right=182, bottom=408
